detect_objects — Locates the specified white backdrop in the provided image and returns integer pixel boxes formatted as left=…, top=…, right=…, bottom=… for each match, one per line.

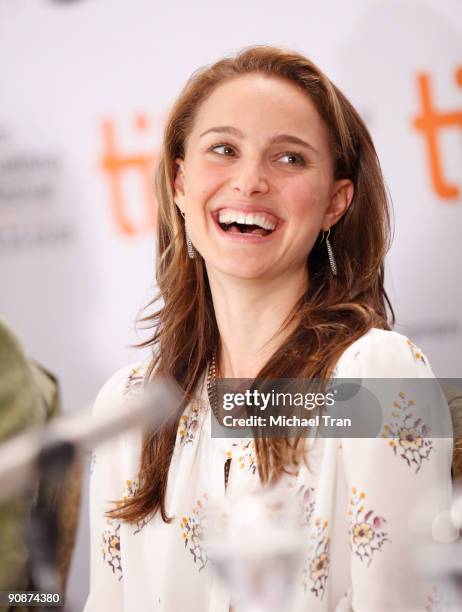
left=1, top=0, right=461, bottom=609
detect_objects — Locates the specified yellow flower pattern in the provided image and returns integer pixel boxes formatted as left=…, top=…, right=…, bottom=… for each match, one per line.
left=406, top=338, right=427, bottom=366
left=101, top=519, right=122, bottom=581
left=380, top=391, right=433, bottom=473
left=302, top=516, right=330, bottom=599
left=177, top=399, right=203, bottom=447
left=180, top=493, right=209, bottom=571
left=348, top=488, right=389, bottom=566
left=101, top=477, right=149, bottom=580
left=123, top=367, right=145, bottom=397
left=232, top=440, right=257, bottom=475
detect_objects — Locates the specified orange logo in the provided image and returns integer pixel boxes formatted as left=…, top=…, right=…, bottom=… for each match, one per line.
left=100, top=113, right=158, bottom=235
left=412, top=67, right=462, bottom=200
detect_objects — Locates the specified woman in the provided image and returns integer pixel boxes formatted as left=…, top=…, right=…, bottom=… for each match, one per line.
left=84, top=46, right=454, bottom=611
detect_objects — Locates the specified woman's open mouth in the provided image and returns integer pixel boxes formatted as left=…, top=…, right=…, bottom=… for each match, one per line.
left=213, top=208, right=280, bottom=240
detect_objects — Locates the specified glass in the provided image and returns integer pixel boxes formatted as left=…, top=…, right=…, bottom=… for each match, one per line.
left=205, top=485, right=305, bottom=612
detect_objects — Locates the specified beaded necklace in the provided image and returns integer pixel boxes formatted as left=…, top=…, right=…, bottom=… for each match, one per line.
left=206, top=348, right=220, bottom=420
left=206, top=348, right=232, bottom=490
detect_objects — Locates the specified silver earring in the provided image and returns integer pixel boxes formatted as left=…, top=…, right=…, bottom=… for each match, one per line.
left=321, top=228, right=337, bottom=276
left=180, top=210, right=195, bottom=259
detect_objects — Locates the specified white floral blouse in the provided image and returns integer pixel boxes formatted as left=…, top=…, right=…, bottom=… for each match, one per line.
left=83, top=328, right=454, bottom=612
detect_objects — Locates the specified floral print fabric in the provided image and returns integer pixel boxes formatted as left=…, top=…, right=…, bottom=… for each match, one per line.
left=84, top=329, right=453, bottom=612
left=303, top=516, right=330, bottom=599
left=180, top=493, right=209, bottom=571
left=348, top=487, right=389, bottom=567
left=381, top=391, right=434, bottom=473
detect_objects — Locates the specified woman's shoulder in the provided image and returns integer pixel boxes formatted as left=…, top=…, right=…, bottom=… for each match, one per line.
left=334, top=327, right=435, bottom=378
left=93, top=360, right=150, bottom=416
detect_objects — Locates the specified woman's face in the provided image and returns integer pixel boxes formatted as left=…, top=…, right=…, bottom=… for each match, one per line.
left=174, top=74, right=353, bottom=283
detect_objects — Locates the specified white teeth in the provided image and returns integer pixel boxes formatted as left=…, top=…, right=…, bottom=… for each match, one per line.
left=217, top=209, right=277, bottom=231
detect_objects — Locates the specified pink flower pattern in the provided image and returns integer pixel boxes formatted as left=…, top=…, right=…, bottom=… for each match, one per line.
left=178, top=399, right=203, bottom=447
left=348, top=487, right=389, bottom=567
left=381, top=391, right=433, bottom=473
left=303, top=516, right=330, bottom=599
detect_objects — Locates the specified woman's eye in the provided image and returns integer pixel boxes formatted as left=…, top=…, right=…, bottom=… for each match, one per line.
left=277, top=152, right=306, bottom=166
left=211, top=144, right=236, bottom=156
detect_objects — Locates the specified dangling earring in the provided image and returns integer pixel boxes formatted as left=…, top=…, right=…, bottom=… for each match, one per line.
left=180, top=210, right=195, bottom=259
left=321, top=228, right=337, bottom=276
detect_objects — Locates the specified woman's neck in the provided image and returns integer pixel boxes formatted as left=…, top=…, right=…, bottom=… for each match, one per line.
left=207, top=268, right=308, bottom=379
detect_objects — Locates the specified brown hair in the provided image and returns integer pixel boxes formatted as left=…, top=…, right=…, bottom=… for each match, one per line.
left=108, top=45, right=394, bottom=524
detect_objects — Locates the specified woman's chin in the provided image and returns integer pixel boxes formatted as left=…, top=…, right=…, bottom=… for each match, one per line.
left=206, top=258, right=278, bottom=282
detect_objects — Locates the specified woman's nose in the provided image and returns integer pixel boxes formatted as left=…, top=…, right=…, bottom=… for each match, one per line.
left=231, top=158, right=270, bottom=197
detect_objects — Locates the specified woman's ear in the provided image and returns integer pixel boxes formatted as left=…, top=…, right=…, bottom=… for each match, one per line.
left=322, top=179, right=354, bottom=230
left=174, top=157, right=186, bottom=213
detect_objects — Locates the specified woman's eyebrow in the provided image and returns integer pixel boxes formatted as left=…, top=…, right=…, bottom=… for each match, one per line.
left=199, top=126, right=318, bottom=154
left=199, top=126, right=242, bottom=139
left=269, top=134, right=319, bottom=154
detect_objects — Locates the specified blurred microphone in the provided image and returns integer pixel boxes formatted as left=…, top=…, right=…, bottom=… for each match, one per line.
left=0, top=375, right=182, bottom=503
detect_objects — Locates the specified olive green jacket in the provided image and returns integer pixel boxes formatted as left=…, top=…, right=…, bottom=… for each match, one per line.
left=0, top=319, right=60, bottom=611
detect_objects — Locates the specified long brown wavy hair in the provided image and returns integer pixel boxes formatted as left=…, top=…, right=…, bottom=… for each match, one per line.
left=108, top=45, right=394, bottom=524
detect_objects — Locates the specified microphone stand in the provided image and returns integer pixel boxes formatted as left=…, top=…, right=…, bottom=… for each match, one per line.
left=25, top=440, right=76, bottom=611
left=0, top=376, right=182, bottom=612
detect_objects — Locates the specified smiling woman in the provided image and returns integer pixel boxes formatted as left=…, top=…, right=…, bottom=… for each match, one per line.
left=83, top=46, right=454, bottom=612
left=173, top=73, right=354, bottom=284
